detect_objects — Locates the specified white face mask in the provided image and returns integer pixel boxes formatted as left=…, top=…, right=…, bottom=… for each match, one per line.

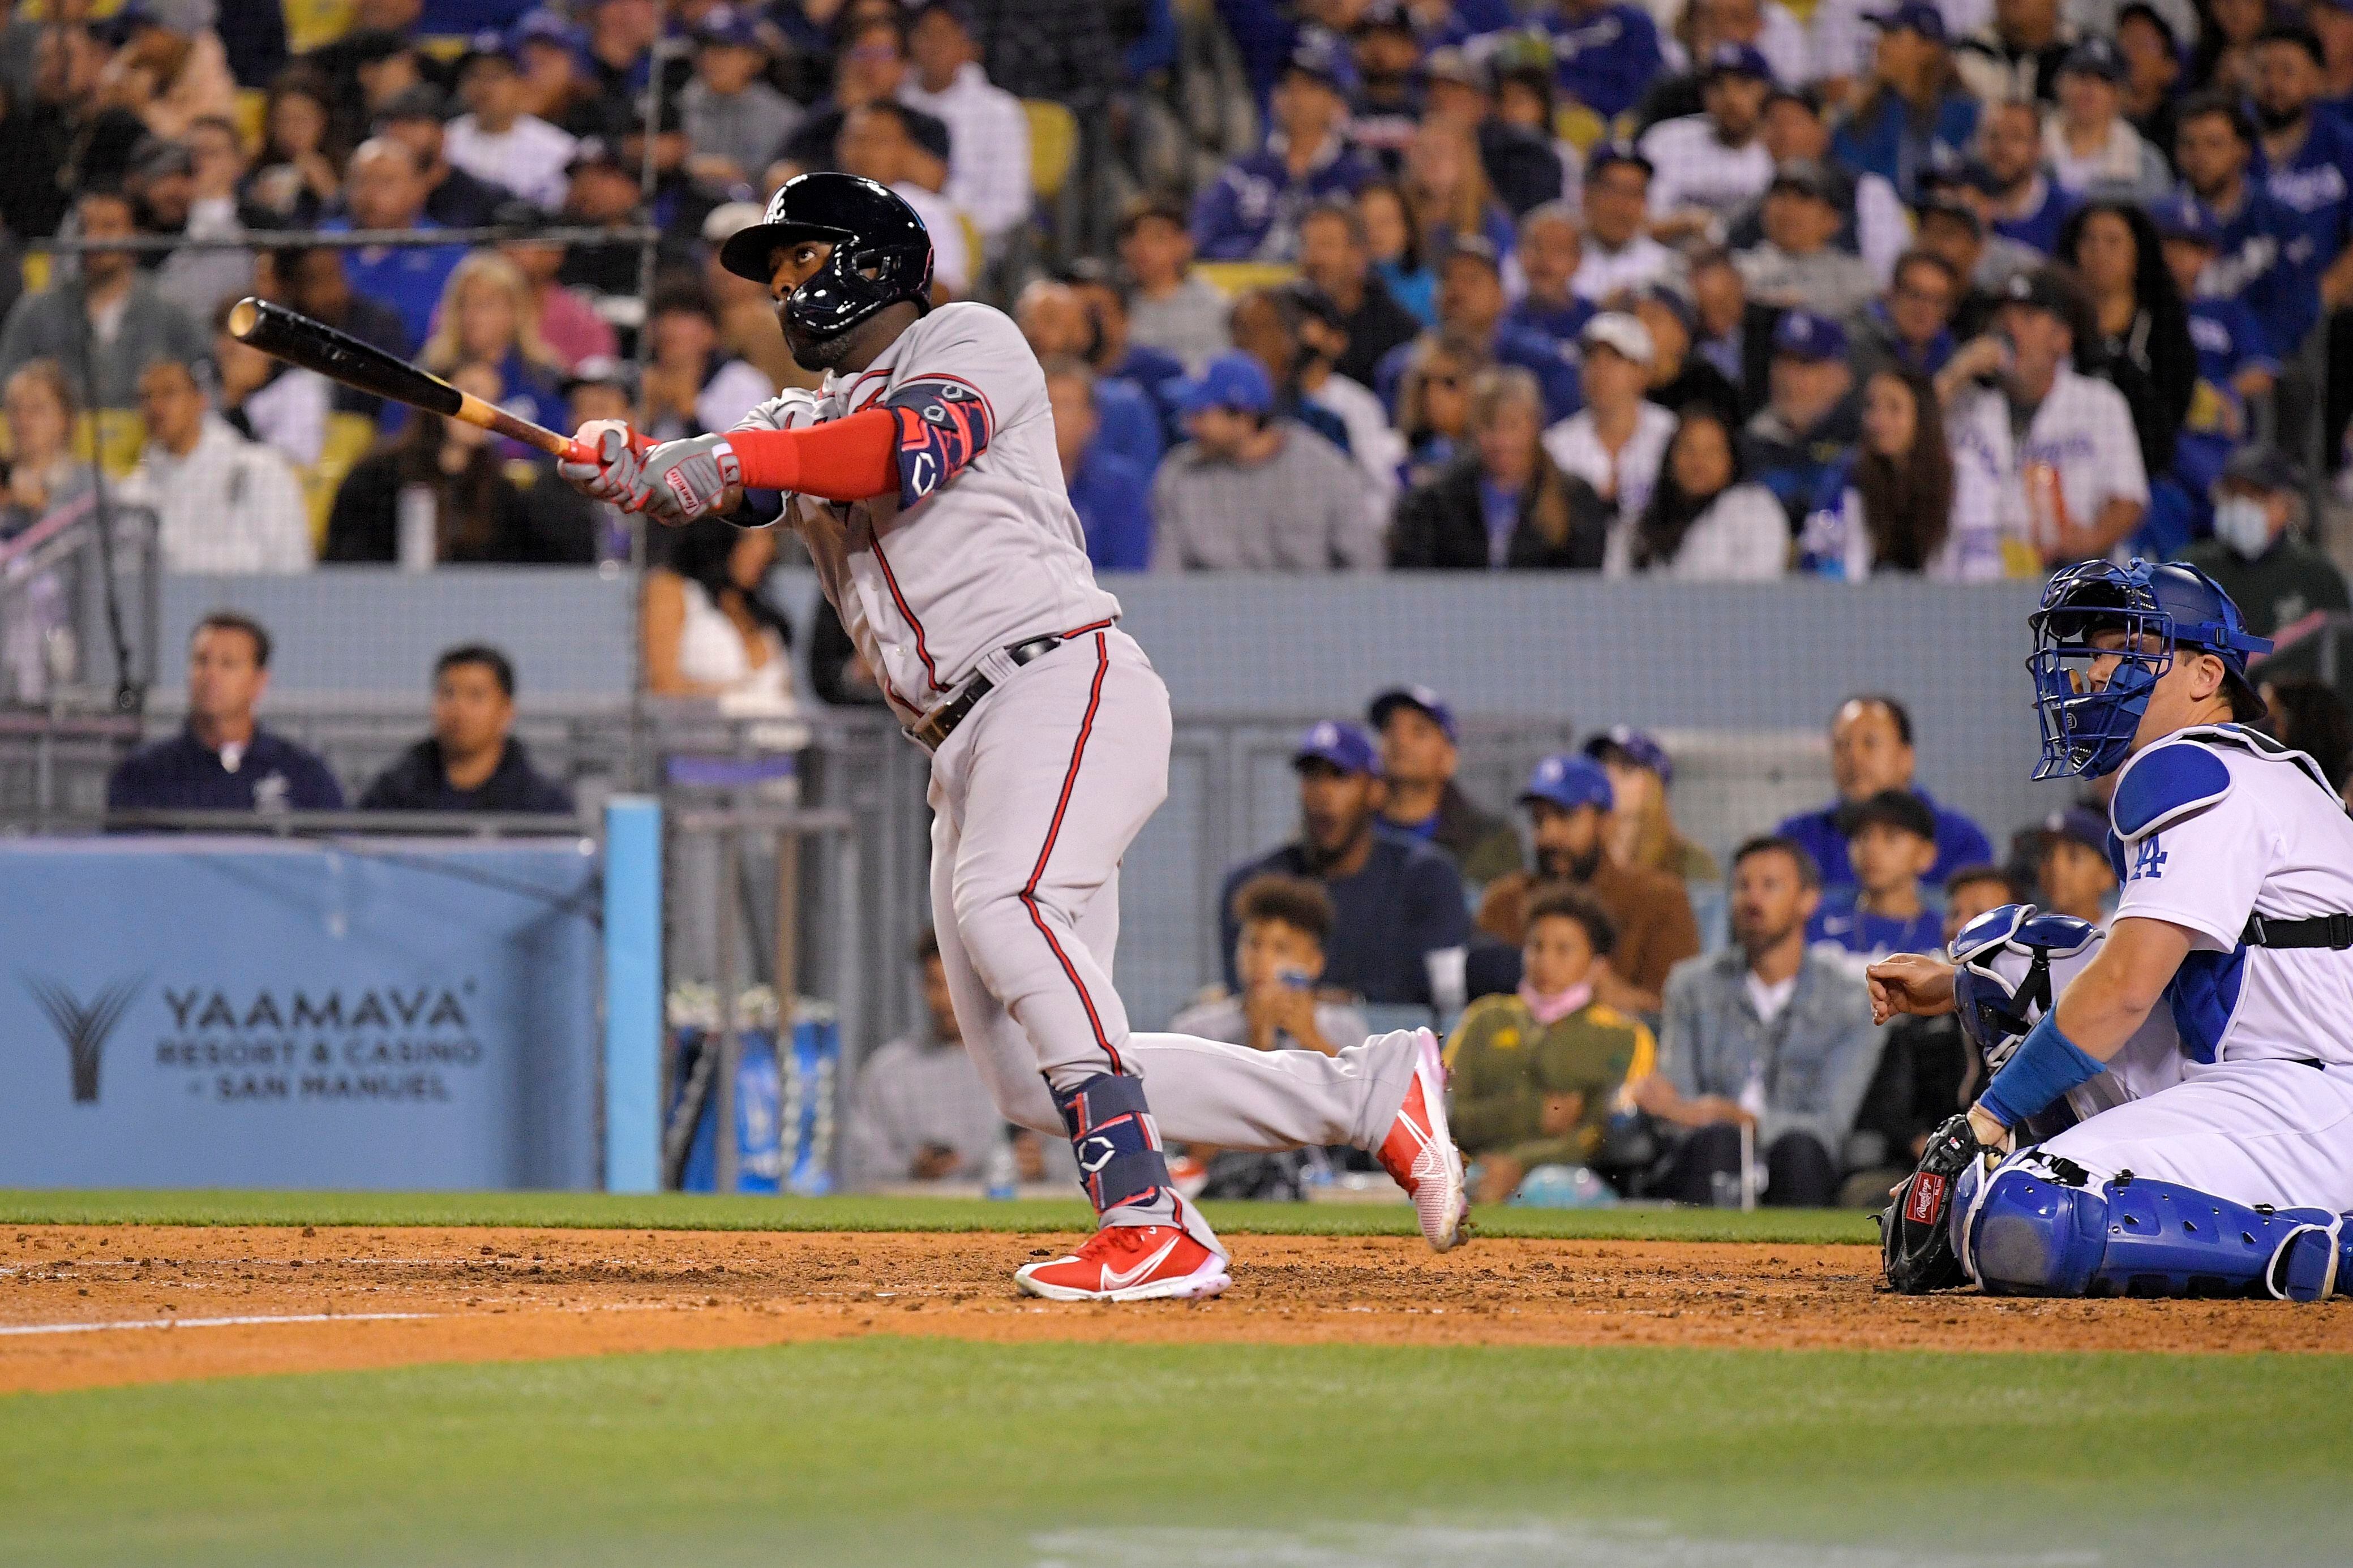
left=2212, top=495, right=2275, bottom=560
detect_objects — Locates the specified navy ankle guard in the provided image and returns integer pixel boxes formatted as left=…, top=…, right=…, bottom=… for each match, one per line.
left=1053, top=1073, right=1172, bottom=1214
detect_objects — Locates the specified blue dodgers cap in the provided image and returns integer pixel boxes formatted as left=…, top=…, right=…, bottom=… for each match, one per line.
left=1865, top=0, right=1948, bottom=41
left=1701, top=42, right=1774, bottom=80
left=2152, top=195, right=2217, bottom=245
left=1368, top=684, right=1459, bottom=742
left=692, top=3, right=768, bottom=49
left=1520, top=754, right=1615, bottom=814
left=2059, top=35, right=2125, bottom=81
left=2040, top=805, right=2111, bottom=857
left=1176, top=351, right=1275, bottom=416
left=1283, top=35, right=1360, bottom=93
left=1294, top=720, right=1381, bottom=776
left=1772, top=308, right=1848, bottom=362
left=1583, top=725, right=1673, bottom=785
left=509, top=6, right=592, bottom=64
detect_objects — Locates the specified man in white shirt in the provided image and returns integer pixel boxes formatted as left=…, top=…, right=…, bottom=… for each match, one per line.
left=1543, top=312, right=1678, bottom=535
left=899, top=0, right=1032, bottom=245
left=1640, top=45, right=1777, bottom=242
left=1939, top=267, right=2146, bottom=568
left=1574, top=144, right=1685, bottom=303
left=445, top=36, right=577, bottom=212
left=125, top=359, right=312, bottom=574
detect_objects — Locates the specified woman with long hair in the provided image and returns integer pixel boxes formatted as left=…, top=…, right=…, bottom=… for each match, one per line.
left=420, top=254, right=569, bottom=436
left=2058, top=199, right=2196, bottom=482
left=1393, top=334, right=1480, bottom=491
left=1391, top=366, right=1605, bottom=569
left=242, top=68, right=345, bottom=225
left=1621, top=403, right=1786, bottom=579
left=1400, top=121, right=1512, bottom=265
left=324, top=362, right=540, bottom=564
left=642, top=515, right=796, bottom=700
left=1356, top=179, right=1434, bottom=324
left=1802, top=367, right=2000, bottom=579
left=0, top=360, right=92, bottom=702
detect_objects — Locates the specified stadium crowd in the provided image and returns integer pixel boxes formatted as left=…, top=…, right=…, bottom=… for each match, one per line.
left=0, top=0, right=2348, bottom=586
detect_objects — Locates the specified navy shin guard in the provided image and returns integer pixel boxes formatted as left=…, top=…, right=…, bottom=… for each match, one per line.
left=1964, top=1155, right=2350, bottom=1300
left=1052, top=1073, right=1174, bottom=1217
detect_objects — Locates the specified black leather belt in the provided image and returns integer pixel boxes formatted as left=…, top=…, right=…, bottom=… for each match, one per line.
left=2241, top=913, right=2353, bottom=950
left=904, top=634, right=1066, bottom=753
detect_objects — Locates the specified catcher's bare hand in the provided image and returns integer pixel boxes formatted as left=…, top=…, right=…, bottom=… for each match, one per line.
left=1866, top=951, right=1957, bottom=1024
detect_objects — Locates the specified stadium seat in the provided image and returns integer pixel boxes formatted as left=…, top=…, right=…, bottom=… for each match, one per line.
left=1554, top=103, right=1610, bottom=154
left=1023, top=100, right=1077, bottom=201
left=234, top=89, right=267, bottom=158
left=1195, top=260, right=1298, bottom=297
left=21, top=250, right=48, bottom=295
left=283, top=0, right=358, bottom=54
left=303, top=411, right=381, bottom=550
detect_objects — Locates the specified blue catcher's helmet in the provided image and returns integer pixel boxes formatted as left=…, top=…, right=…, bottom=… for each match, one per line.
left=1949, top=903, right=2099, bottom=1069
left=2026, top=559, right=2271, bottom=780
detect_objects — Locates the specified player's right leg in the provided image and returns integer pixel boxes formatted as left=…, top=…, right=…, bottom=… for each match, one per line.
left=1950, top=1060, right=2353, bottom=1299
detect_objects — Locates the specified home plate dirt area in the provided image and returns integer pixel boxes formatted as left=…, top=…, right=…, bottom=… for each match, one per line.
left=6, top=1224, right=2350, bottom=1392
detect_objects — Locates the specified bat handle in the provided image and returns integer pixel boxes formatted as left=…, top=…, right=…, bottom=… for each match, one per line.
left=558, top=429, right=658, bottom=467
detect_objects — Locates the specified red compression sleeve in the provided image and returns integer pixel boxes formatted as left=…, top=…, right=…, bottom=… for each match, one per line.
left=725, top=407, right=899, bottom=500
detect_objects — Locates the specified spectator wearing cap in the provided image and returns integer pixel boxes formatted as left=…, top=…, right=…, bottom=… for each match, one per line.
left=2171, top=92, right=2315, bottom=368
left=1969, top=100, right=2073, bottom=260
left=1587, top=728, right=1717, bottom=883
left=1952, top=0, right=2074, bottom=106
left=1911, top=194, right=2038, bottom=341
left=1936, top=266, right=2146, bottom=565
left=2181, top=448, right=2351, bottom=638
left=1151, top=353, right=1378, bottom=572
left=509, top=7, right=611, bottom=143
left=359, top=644, right=576, bottom=815
left=1773, top=694, right=1995, bottom=895
left=2044, top=37, right=2168, bottom=203
left=377, top=83, right=515, bottom=231
left=1379, top=238, right=1582, bottom=425
left=1480, top=754, right=1701, bottom=1014
left=1849, top=250, right=1963, bottom=383
left=327, top=138, right=469, bottom=353
left=1574, top=144, right=1685, bottom=303
left=1119, top=196, right=1232, bottom=377
left=1192, top=41, right=1377, bottom=263
left=1634, top=285, right=1744, bottom=433
left=1217, top=721, right=1472, bottom=1007
left=1281, top=280, right=1405, bottom=517
left=1019, top=280, right=1162, bottom=471
left=1544, top=313, right=1675, bottom=534
left=447, top=31, right=578, bottom=212
left=1621, top=401, right=1788, bottom=578
left=1297, top=199, right=1424, bottom=389
left=1346, top=1, right=1426, bottom=175
left=1391, top=364, right=1608, bottom=570
left=1634, top=835, right=1887, bottom=1208
left=899, top=0, right=1031, bottom=246
left=1043, top=356, right=1154, bottom=573
left=2156, top=201, right=2279, bottom=513
left=1832, top=2, right=1979, bottom=205
left=1369, top=685, right=1524, bottom=886
left=1805, top=789, right=1944, bottom=960
left=1504, top=203, right=1596, bottom=350
left=678, top=6, right=802, bottom=199
left=2115, top=4, right=2184, bottom=160
left=1639, top=46, right=1776, bottom=242
left=1536, top=0, right=1668, bottom=122
left=778, top=15, right=952, bottom=184
left=1733, top=161, right=1879, bottom=320
left=2033, top=805, right=2116, bottom=925
left=1739, top=308, right=1860, bottom=531
left=1730, top=87, right=1909, bottom=284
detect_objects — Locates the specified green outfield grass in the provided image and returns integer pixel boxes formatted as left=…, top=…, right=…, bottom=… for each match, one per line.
left=4, top=1339, right=2346, bottom=1567
left=0, top=1189, right=1879, bottom=1244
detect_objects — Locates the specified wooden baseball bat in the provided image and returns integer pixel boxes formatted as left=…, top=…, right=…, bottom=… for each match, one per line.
left=226, top=297, right=637, bottom=466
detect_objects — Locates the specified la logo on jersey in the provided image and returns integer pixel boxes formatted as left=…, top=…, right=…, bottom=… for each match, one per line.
left=2131, top=835, right=2168, bottom=883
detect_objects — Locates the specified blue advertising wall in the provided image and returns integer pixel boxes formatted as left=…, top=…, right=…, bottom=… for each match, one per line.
left=0, top=837, right=603, bottom=1189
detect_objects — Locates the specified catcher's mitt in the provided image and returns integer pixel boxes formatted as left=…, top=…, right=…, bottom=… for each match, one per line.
left=1879, top=1113, right=1992, bottom=1294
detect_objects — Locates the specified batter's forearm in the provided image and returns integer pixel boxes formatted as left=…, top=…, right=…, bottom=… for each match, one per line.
left=726, top=407, right=899, bottom=500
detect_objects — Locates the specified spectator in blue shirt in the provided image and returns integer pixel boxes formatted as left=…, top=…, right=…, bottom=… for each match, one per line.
left=1019, top=280, right=1163, bottom=474
left=1217, top=721, right=1472, bottom=1007
left=1377, top=237, right=1582, bottom=424
left=1531, top=0, right=1666, bottom=122
left=2174, top=90, right=2321, bottom=360
left=2251, top=25, right=2353, bottom=337
left=1973, top=98, right=2074, bottom=257
left=1503, top=202, right=1596, bottom=350
left=1737, top=308, right=1859, bottom=531
left=1045, top=358, right=1154, bottom=573
left=107, top=614, right=344, bottom=817
left=331, top=138, right=468, bottom=353
left=1830, top=2, right=1978, bottom=204
left=1806, top=789, right=1945, bottom=959
left=2155, top=198, right=2278, bottom=517
left=1192, top=41, right=1378, bottom=261
left=1773, top=694, right=1994, bottom=894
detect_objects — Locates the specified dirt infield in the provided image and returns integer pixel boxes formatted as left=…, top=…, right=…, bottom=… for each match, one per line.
left=5, top=1225, right=2348, bottom=1393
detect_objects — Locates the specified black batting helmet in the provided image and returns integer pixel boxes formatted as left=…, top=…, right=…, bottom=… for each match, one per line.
left=719, top=172, right=934, bottom=340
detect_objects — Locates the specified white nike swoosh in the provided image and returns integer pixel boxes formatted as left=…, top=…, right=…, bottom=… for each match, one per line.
left=1101, top=1235, right=1181, bottom=1292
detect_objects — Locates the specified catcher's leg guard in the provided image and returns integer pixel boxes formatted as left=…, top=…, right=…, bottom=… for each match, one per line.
left=1961, top=1153, right=2347, bottom=1300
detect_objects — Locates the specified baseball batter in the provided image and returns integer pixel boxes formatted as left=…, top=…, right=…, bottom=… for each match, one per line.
left=557, top=174, right=1466, bottom=1301
left=1871, top=559, right=2353, bottom=1301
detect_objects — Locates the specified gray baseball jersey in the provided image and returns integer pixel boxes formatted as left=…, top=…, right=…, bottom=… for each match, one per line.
left=731, top=302, right=1120, bottom=721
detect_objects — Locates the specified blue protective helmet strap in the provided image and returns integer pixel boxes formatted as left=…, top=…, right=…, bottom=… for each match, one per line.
left=1977, top=1011, right=2108, bottom=1129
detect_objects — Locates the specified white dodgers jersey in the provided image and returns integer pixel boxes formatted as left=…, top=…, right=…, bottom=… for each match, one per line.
left=733, top=302, right=1119, bottom=721
left=2106, top=725, right=2353, bottom=1069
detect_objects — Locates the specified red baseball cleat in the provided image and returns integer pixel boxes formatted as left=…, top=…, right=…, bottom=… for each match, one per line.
left=1378, top=1029, right=1468, bottom=1252
left=1014, top=1224, right=1231, bottom=1302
